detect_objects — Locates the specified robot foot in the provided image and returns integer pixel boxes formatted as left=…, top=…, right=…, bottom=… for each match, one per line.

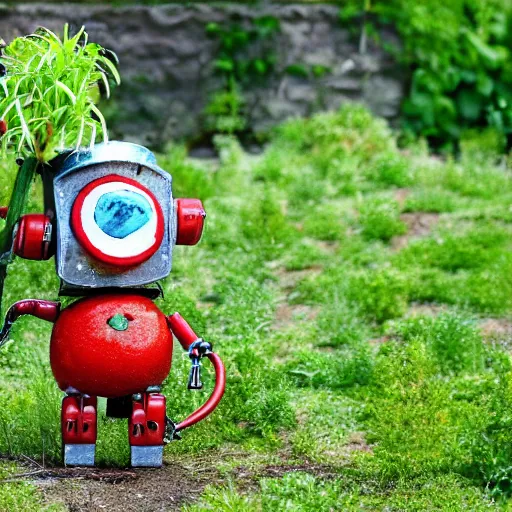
left=131, top=445, right=163, bottom=468
left=64, top=443, right=96, bottom=467
left=61, top=395, right=98, bottom=467
left=129, top=392, right=166, bottom=468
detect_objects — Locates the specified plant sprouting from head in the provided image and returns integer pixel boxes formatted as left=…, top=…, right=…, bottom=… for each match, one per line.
left=0, top=24, right=120, bottom=163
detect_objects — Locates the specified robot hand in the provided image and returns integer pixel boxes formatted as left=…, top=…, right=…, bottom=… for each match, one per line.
left=188, top=339, right=213, bottom=390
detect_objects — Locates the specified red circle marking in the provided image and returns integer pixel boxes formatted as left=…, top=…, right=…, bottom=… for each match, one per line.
left=71, top=174, right=165, bottom=268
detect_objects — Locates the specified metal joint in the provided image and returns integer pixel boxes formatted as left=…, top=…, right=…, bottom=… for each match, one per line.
left=188, top=338, right=213, bottom=359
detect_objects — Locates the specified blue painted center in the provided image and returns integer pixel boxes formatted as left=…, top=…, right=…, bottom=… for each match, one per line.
left=94, top=190, right=152, bottom=239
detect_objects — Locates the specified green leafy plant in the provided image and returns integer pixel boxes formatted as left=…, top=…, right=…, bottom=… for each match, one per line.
left=203, top=79, right=247, bottom=135
left=358, top=197, right=407, bottom=242
left=341, top=1, right=512, bottom=150
left=285, top=63, right=332, bottom=80
left=204, top=16, right=280, bottom=135
left=0, top=25, right=120, bottom=162
left=206, top=16, right=280, bottom=84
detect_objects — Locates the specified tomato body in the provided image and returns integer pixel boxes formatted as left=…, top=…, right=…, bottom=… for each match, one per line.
left=50, top=294, right=172, bottom=398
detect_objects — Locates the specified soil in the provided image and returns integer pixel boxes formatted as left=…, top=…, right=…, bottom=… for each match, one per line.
left=479, top=318, right=512, bottom=351
left=273, top=302, right=319, bottom=329
left=275, top=267, right=323, bottom=291
left=6, top=454, right=346, bottom=511
left=479, top=318, right=512, bottom=338
left=392, top=212, right=440, bottom=250
left=8, top=459, right=216, bottom=512
left=394, top=188, right=410, bottom=207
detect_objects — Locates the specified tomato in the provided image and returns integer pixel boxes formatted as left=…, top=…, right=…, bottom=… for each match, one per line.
left=50, top=294, right=173, bottom=398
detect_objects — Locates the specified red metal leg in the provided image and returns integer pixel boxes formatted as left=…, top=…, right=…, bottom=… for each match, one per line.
left=129, top=393, right=166, bottom=467
left=129, top=393, right=166, bottom=446
left=62, top=395, right=97, bottom=444
left=61, top=395, right=97, bottom=466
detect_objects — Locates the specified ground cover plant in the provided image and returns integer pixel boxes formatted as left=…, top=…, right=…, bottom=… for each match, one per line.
left=2, top=104, right=512, bottom=509
left=343, top=0, right=512, bottom=151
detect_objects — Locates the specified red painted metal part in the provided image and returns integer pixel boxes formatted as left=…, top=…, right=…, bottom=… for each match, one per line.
left=13, top=214, right=53, bottom=260
left=175, top=199, right=206, bottom=246
left=50, top=294, right=173, bottom=398
left=167, top=312, right=198, bottom=350
left=129, top=393, right=166, bottom=446
left=175, top=353, right=225, bottom=432
left=71, top=174, right=165, bottom=268
left=7, top=299, right=60, bottom=323
left=0, top=207, right=7, bottom=220
left=61, top=395, right=98, bottom=445
left=167, top=313, right=226, bottom=433
left=0, top=299, right=61, bottom=346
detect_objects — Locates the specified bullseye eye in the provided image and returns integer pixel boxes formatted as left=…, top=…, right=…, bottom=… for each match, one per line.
left=71, top=174, right=164, bottom=267
left=95, top=190, right=152, bottom=239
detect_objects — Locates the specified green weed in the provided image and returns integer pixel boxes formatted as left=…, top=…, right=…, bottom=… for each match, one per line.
left=358, top=198, right=407, bottom=242
left=188, top=473, right=498, bottom=511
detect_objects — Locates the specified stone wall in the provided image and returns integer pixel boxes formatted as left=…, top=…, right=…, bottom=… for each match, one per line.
left=0, top=3, right=405, bottom=147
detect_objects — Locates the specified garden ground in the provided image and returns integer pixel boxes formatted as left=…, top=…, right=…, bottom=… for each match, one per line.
left=1, top=105, right=512, bottom=510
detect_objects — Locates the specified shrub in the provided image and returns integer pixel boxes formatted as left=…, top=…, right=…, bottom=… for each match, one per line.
left=379, top=1, right=512, bottom=149
left=288, top=346, right=373, bottom=390
left=364, top=152, right=412, bottom=188
left=398, top=223, right=510, bottom=272
left=396, top=313, right=485, bottom=376
left=358, top=198, right=406, bottom=242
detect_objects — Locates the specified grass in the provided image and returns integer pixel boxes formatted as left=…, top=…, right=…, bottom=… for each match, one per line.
left=2, top=104, right=512, bottom=508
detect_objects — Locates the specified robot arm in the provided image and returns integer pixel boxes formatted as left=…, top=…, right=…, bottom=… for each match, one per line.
left=0, top=299, right=60, bottom=348
left=167, top=312, right=226, bottom=433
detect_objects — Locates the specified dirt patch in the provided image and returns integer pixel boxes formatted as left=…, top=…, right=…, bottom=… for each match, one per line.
left=273, top=303, right=319, bottom=329
left=344, top=431, right=372, bottom=454
left=407, top=303, right=446, bottom=318
left=479, top=318, right=512, bottom=351
left=368, top=335, right=391, bottom=347
left=31, top=457, right=345, bottom=510
left=14, top=461, right=217, bottom=512
left=401, top=213, right=440, bottom=237
left=480, top=318, right=512, bottom=337
left=394, top=188, right=411, bottom=207
left=275, top=267, right=323, bottom=291
left=392, top=213, right=440, bottom=250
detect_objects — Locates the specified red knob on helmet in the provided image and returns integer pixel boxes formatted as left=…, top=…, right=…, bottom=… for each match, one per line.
left=175, top=199, right=206, bottom=246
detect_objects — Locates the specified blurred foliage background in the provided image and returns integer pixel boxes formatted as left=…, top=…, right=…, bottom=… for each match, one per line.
left=7, top=0, right=512, bottom=152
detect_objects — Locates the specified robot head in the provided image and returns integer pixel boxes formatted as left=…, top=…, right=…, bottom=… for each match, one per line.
left=44, top=141, right=204, bottom=294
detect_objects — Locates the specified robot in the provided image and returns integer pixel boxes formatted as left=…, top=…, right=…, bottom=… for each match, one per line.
left=0, top=141, right=225, bottom=467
